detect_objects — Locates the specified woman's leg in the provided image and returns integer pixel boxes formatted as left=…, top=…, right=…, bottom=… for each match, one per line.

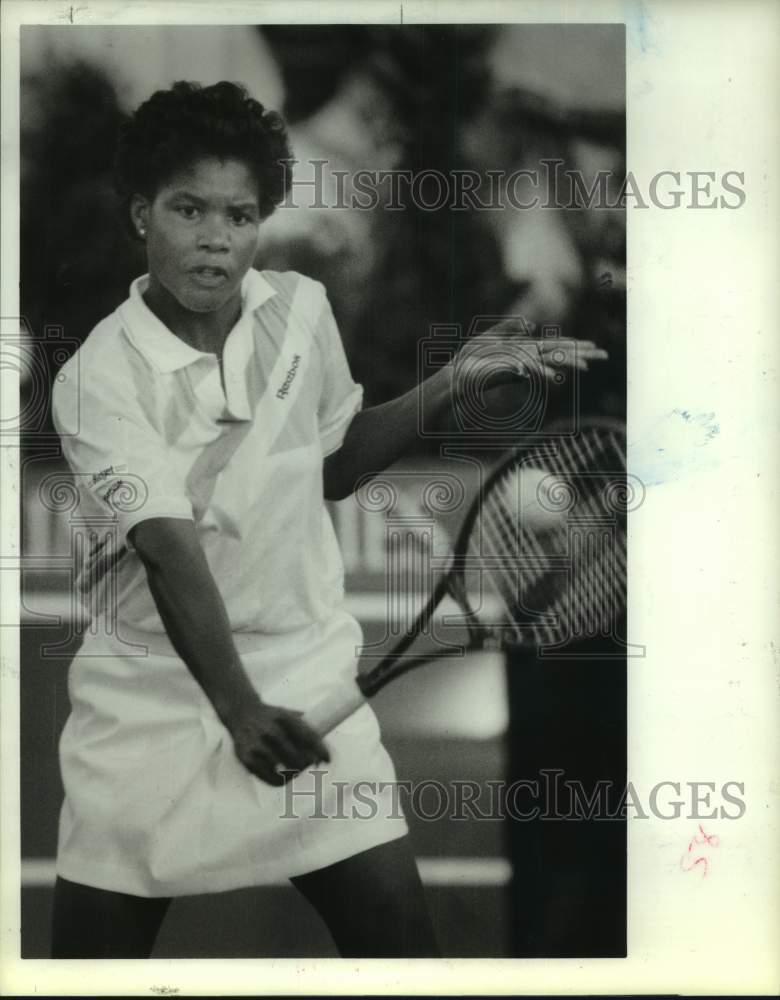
left=51, top=876, right=172, bottom=958
left=290, top=837, right=439, bottom=957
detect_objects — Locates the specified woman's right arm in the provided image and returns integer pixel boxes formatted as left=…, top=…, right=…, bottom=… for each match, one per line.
left=130, top=517, right=330, bottom=785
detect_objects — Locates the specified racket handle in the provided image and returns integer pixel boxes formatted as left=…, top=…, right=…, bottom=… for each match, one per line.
left=304, top=679, right=368, bottom=736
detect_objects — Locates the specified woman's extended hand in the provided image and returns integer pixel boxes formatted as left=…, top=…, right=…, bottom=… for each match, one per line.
left=451, top=317, right=609, bottom=392
left=226, top=700, right=331, bottom=786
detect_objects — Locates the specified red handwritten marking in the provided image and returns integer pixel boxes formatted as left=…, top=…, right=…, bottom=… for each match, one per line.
left=680, top=823, right=719, bottom=877
left=680, top=854, right=709, bottom=876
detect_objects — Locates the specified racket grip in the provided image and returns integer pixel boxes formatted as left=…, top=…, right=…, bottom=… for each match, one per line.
left=303, top=679, right=368, bottom=736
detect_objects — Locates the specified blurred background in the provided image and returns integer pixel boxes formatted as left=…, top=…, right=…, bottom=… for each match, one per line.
left=17, top=23, right=626, bottom=957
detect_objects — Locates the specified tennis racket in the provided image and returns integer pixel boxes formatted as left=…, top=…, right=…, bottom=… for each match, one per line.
left=304, top=417, right=629, bottom=736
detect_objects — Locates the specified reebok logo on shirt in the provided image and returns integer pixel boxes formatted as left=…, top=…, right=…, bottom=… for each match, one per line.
left=89, top=465, right=127, bottom=489
left=276, top=355, right=302, bottom=399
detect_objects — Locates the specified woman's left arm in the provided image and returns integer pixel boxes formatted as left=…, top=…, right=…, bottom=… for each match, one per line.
left=323, top=365, right=451, bottom=500
left=323, top=329, right=608, bottom=501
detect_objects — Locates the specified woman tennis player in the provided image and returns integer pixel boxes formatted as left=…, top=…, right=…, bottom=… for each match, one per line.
left=50, top=81, right=607, bottom=958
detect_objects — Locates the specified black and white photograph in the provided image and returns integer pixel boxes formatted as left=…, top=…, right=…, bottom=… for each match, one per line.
left=1, top=1, right=778, bottom=995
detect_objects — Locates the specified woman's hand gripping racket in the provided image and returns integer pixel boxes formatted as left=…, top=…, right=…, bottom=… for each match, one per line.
left=304, top=418, right=628, bottom=737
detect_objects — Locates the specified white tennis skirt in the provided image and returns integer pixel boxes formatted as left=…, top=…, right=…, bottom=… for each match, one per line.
left=56, top=611, right=408, bottom=897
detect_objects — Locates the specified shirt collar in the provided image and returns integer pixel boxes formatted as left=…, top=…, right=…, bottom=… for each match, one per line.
left=118, top=268, right=277, bottom=374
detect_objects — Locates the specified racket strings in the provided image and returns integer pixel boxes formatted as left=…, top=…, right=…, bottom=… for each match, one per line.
left=473, top=494, right=526, bottom=639
left=545, top=530, right=625, bottom=644
left=475, top=465, right=563, bottom=641
left=543, top=431, right=626, bottom=642
left=480, top=468, right=564, bottom=595
left=529, top=529, right=623, bottom=645
left=469, top=426, right=627, bottom=647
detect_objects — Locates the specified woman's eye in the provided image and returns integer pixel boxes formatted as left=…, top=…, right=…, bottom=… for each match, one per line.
left=230, top=212, right=251, bottom=225
left=178, top=205, right=199, bottom=219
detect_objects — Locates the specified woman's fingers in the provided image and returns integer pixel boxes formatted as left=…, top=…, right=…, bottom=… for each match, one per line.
left=238, top=740, right=287, bottom=786
left=510, top=347, right=602, bottom=379
left=538, top=340, right=607, bottom=356
left=536, top=342, right=609, bottom=367
left=281, top=714, right=331, bottom=765
left=274, top=716, right=330, bottom=776
left=545, top=338, right=597, bottom=352
left=263, top=729, right=312, bottom=776
left=254, top=762, right=287, bottom=786
left=231, top=705, right=330, bottom=786
left=538, top=363, right=560, bottom=381
left=488, top=322, right=608, bottom=364
left=259, top=723, right=329, bottom=781
left=569, top=346, right=609, bottom=362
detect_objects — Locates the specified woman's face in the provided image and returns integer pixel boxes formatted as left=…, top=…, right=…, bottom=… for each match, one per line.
left=131, top=157, right=263, bottom=314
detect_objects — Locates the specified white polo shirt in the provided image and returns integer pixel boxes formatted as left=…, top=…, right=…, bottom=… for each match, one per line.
left=52, top=267, right=363, bottom=642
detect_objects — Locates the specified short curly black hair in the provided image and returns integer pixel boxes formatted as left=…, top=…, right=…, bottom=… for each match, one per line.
left=114, top=80, right=293, bottom=237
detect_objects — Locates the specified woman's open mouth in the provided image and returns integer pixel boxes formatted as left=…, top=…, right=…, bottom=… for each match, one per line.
left=190, top=267, right=229, bottom=288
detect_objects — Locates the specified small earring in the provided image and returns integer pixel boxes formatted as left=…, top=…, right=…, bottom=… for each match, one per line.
left=138, top=226, right=146, bottom=238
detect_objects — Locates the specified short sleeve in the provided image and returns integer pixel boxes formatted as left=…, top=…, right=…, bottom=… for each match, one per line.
left=315, top=290, right=364, bottom=457
left=52, top=363, right=194, bottom=548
